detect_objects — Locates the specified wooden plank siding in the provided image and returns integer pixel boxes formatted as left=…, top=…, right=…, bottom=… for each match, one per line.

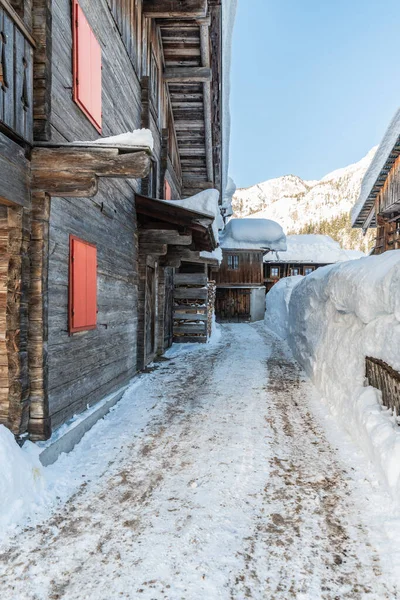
left=215, top=250, right=264, bottom=286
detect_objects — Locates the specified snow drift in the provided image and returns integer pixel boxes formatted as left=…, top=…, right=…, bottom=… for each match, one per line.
left=264, top=276, right=304, bottom=340
left=220, top=218, right=287, bottom=251
left=0, top=425, right=49, bottom=533
left=265, top=251, right=400, bottom=495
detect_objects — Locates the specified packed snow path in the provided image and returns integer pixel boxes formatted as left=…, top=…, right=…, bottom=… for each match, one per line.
left=0, top=324, right=398, bottom=599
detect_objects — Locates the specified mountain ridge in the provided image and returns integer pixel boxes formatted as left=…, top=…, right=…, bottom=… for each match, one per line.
left=232, top=148, right=377, bottom=252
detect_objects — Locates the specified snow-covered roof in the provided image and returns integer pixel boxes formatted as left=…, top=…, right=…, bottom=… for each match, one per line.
left=352, top=108, right=400, bottom=228
left=264, top=235, right=365, bottom=264
left=220, top=218, right=287, bottom=251
left=164, top=189, right=223, bottom=243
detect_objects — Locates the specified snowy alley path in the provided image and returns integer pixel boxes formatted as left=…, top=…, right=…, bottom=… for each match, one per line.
left=1, top=323, right=399, bottom=599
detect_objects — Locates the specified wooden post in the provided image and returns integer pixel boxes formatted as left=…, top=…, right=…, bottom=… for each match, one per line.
left=28, top=191, right=51, bottom=440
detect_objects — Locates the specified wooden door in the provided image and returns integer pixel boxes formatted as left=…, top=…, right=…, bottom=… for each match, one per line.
left=216, top=288, right=251, bottom=322
left=145, top=266, right=156, bottom=358
left=163, top=267, right=174, bottom=349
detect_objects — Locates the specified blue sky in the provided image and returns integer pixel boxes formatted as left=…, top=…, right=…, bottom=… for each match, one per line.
left=229, top=0, right=400, bottom=189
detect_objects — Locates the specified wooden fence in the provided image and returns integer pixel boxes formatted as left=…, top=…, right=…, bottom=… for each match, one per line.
left=366, top=356, right=400, bottom=414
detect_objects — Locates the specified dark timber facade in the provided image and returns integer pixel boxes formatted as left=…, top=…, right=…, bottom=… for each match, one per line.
left=0, top=0, right=223, bottom=441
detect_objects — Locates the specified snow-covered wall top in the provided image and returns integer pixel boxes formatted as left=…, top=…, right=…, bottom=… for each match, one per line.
left=265, top=234, right=365, bottom=264
left=352, top=108, right=400, bottom=226
left=220, top=218, right=287, bottom=251
left=89, top=129, right=154, bottom=151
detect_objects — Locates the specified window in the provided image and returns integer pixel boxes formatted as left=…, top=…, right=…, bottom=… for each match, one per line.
left=69, top=236, right=97, bottom=333
left=73, top=0, right=102, bottom=132
left=289, top=267, right=300, bottom=276
left=304, top=266, right=315, bottom=276
left=227, top=255, right=239, bottom=270
left=164, top=180, right=172, bottom=200
left=270, top=267, right=279, bottom=278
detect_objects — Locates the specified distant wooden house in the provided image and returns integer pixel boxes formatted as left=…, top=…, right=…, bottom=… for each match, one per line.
left=0, top=0, right=224, bottom=442
left=214, top=219, right=286, bottom=321
left=264, top=235, right=364, bottom=292
left=352, top=110, right=400, bottom=253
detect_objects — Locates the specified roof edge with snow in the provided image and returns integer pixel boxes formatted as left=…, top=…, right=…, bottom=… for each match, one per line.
left=352, top=108, right=400, bottom=228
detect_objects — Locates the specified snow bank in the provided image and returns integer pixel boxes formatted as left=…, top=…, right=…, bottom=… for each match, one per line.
left=92, top=129, right=154, bottom=151
left=220, top=218, right=287, bottom=251
left=264, top=251, right=400, bottom=495
left=352, top=108, right=400, bottom=225
left=265, top=276, right=303, bottom=340
left=165, top=189, right=223, bottom=242
left=0, top=426, right=49, bottom=532
left=266, top=234, right=365, bottom=264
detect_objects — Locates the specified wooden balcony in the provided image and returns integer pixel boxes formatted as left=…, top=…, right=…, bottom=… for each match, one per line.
left=0, top=1, right=34, bottom=143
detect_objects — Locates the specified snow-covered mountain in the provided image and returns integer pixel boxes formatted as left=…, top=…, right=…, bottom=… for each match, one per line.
left=232, top=148, right=377, bottom=252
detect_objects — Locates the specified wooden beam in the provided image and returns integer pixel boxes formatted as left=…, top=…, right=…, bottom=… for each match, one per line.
left=139, top=243, right=168, bottom=256
left=31, top=148, right=151, bottom=198
left=164, top=67, right=212, bottom=83
left=143, top=0, right=207, bottom=18
left=139, top=229, right=192, bottom=246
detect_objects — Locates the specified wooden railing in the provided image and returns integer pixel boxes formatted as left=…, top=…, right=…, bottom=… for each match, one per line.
left=366, top=356, right=400, bottom=414
left=0, top=2, right=34, bottom=143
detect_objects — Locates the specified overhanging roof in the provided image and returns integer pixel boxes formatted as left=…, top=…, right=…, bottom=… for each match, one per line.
left=135, top=194, right=217, bottom=252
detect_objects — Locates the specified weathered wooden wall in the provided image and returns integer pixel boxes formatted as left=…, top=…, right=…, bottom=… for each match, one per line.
left=215, top=251, right=264, bottom=286
left=47, top=181, right=139, bottom=431
left=0, top=132, right=30, bottom=207
left=43, top=0, right=148, bottom=430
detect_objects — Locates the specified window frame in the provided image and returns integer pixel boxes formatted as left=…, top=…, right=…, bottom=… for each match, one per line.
left=270, top=266, right=280, bottom=278
left=227, top=254, right=239, bottom=271
left=69, top=235, right=98, bottom=334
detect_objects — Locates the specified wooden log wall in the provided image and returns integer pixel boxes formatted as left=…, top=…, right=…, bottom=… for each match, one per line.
left=46, top=182, right=140, bottom=432
left=0, top=203, right=30, bottom=435
left=49, top=0, right=142, bottom=145
left=0, top=131, right=30, bottom=207
left=366, top=356, right=400, bottom=415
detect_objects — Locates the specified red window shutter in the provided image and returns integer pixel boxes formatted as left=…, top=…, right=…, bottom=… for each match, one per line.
left=164, top=180, right=172, bottom=200
left=69, top=236, right=97, bottom=333
left=73, top=0, right=102, bottom=132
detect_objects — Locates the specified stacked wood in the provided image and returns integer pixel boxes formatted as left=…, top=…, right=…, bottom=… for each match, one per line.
left=366, top=356, right=400, bottom=415
left=173, top=272, right=208, bottom=343
left=207, top=279, right=216, bottom=338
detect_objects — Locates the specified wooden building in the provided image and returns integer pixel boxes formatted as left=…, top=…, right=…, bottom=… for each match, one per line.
left=214, top=218, right=287, bottom=322
left=352, top=110, right=400, bottom=253
left=263, top=235, right=364, bottom=292
left=0, top=0, right=223, bottom=441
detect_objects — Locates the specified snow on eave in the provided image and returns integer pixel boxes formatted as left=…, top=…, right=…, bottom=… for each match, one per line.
left=352, top=109, right=400, bottom=228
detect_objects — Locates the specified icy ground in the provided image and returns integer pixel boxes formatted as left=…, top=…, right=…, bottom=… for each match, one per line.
left=1, top=324, right=400, bottom=599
